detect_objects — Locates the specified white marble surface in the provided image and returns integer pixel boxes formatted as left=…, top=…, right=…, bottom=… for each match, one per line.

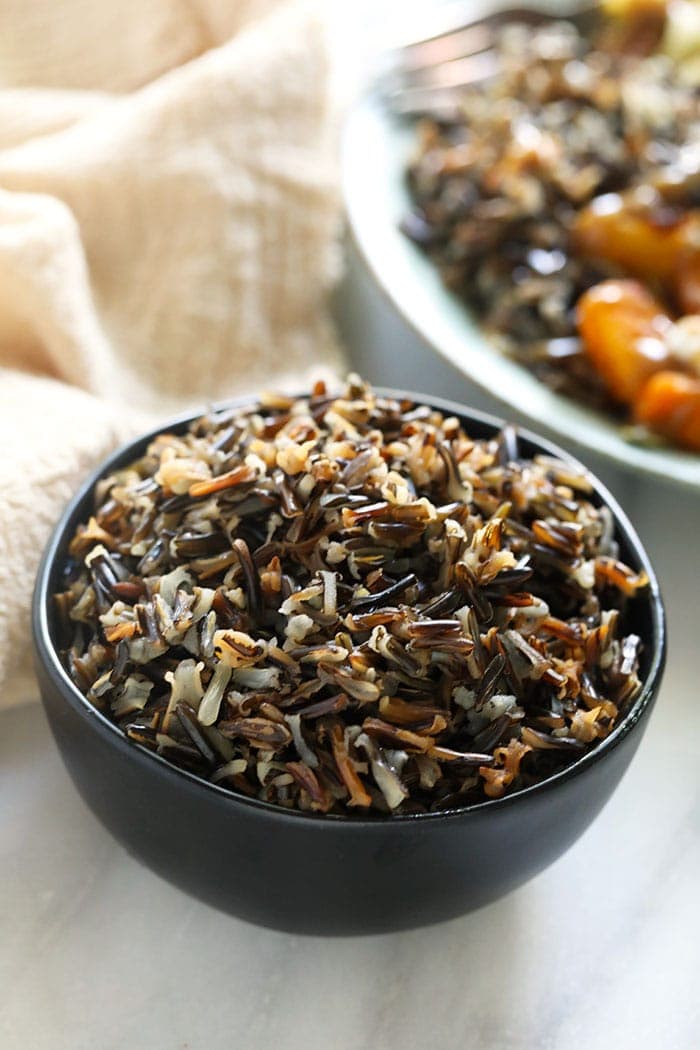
left=2, top=245, right=700, bottom=1050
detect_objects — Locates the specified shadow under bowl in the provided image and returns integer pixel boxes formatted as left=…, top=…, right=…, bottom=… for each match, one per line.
left=32, top=391, right=666, bottom=935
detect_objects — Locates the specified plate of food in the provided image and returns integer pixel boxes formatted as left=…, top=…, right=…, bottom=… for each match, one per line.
left=343, top=0, right=700, bottom=488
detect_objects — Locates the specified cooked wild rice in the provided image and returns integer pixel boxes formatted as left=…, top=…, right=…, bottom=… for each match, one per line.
left=402, top=16, right=700, bottom=411
left=56, top=377, right=648, bottom=815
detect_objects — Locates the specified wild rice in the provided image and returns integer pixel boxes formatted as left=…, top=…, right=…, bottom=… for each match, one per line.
left=56, top=376, right=648, bottom=815
left=402, top=13, right=700, bottom=413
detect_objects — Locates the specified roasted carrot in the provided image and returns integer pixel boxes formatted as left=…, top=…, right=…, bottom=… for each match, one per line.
left=576, top=279, right=672, bottom=404
left=635, top=370, right=700, bottom=451
left=676, top=256, right=700, bottom=315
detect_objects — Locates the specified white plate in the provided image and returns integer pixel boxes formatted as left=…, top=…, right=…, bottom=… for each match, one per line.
left=343, top=93, right=700, bottom=491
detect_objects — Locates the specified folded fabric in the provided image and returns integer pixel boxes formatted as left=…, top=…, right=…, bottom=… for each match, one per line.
left=0, top=0, right=343, bottom=708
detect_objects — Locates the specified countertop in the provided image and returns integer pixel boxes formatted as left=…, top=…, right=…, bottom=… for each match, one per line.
left=2, top=245, right=699, bottom=1050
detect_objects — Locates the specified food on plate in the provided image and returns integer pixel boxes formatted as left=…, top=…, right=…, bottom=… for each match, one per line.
left=634, top=368, right=700, bottom=446
left=576, top=279, right=672, bottom=405
left=55, top=378, right=648, bottom=815
left=572, top=190, right=700, bottom=295
left=575, top=279, right=700, bottom=450
left=403, top=5, right=700, bottom=450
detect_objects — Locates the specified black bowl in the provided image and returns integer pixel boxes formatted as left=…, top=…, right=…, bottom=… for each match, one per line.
left=32, top=391, right=666, bottom=935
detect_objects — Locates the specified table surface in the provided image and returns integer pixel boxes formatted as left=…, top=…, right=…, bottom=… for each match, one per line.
left=2, top=245, right=699, bottom=1050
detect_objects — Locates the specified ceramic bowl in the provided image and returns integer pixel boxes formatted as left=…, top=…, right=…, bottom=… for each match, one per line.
left=32, top=391, right=666, bottom=934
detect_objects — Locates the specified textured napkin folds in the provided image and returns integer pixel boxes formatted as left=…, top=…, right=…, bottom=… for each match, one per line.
left=0, top=0, right=343, bottom=706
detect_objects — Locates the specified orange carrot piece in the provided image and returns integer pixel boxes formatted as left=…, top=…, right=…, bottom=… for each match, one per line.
left=576, top=279, right=672, bottom=405
left=635, top=370, right=700, bottom=452
left=573, top=193, right=700, bottom=286
left=676, top=256, right=700, bottom=315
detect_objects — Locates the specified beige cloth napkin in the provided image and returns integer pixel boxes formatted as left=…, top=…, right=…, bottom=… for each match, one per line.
left=0, top=0, right=344, bottom=708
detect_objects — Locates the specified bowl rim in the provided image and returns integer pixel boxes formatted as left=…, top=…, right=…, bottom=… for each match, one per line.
left=32, top=387, right=667, bottom=828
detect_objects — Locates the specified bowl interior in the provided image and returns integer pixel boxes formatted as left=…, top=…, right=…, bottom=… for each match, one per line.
left=34, top=390, right=666, bottom=824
